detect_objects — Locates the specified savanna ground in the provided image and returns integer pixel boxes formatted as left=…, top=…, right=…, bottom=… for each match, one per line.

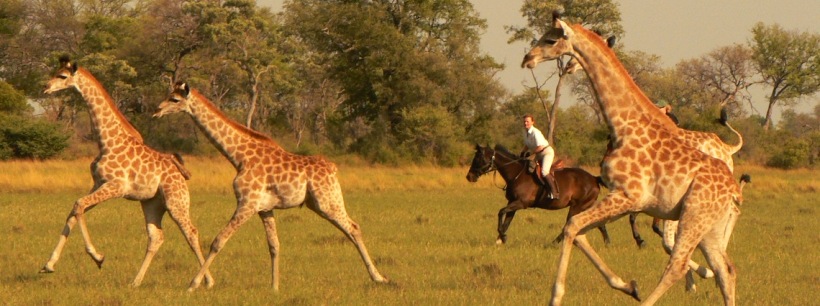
left=0, top=158, right=817, bottom=305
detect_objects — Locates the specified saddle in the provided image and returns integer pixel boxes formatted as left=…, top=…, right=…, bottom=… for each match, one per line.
left=526, top=157, right=565, bottom=177
left=526, top=157, right=563, bottom=201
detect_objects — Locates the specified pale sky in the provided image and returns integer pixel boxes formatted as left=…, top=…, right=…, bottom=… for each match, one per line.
left=258, top=0, right=819, bottom=119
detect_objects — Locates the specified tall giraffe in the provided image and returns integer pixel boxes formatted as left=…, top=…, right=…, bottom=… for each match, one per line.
left=569, top=37, right=746, bottom=292
left=153, top=82, right=388, bottom=291
left=522, top=14, right=741, bottom=306
left=41, top=57, right=213, bottom=287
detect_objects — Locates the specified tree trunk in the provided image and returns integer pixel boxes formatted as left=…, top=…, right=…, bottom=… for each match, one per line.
left=763, top=96, right=776, bottom=131
left=548, top=74, right=565, bottom=145
left=246, top=77, right=260, bottom=128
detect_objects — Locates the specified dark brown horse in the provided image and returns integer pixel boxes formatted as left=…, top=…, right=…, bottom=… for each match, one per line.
left=465, top=144, right=611, bottom=245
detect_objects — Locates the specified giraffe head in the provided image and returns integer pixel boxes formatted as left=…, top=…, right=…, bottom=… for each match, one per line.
left=153, top=82, right=193, bottom=118
left=521, top=12, right=576, bottom=69
left=44, top=56, right=80, bottom=94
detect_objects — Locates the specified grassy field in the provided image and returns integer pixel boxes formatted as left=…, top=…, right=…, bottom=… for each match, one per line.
left=0, top=158, right=817, bottom=305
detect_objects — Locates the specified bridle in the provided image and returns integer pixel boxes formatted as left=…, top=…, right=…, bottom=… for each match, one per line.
left=473, top=149, right=527, bottom=190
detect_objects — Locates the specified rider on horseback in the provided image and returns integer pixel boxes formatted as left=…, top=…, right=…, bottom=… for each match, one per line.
left=522, top=114, right=559, bottom=199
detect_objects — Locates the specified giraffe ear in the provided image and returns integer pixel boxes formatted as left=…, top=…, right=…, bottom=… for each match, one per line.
left=180, top=82, right=190, bottom=96
left=59, top=56, right=78, bottom=74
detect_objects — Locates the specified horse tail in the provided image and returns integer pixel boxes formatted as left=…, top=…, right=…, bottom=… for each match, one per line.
left=171, top=153, right=192, bottom=180
left=595, top=176, right=607, bottom=188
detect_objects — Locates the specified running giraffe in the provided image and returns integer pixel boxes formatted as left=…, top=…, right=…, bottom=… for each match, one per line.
left=153, top=82, right=388, bottom=291
left=522, top=14, right=741, bottom=305
left=41, top=56, right=212, bottom=287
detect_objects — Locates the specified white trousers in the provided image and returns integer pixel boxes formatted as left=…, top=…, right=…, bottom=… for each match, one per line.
left=538, top=146, right=555, bottom=177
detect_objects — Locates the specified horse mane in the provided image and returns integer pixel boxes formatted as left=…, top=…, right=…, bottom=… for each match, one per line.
left=492, top=144, right=517, bottom=159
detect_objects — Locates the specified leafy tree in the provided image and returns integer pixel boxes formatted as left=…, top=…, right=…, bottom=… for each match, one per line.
left=507, top=0, right=623, bottom=143
left=0, top=80, right=30, bottom=115
left=750, top=23, right=820, bottom=130
left=284, top=0, right=504, bottom=164
left=0, top=81, right=69, bottom=160
left=675, top=44, right=755, bottom=117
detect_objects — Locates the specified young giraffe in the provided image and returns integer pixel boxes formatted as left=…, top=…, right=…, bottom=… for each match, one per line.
left=522, top=14, right=741, bottom=306
left=153, top=82, right=388, bottom=291
left=41, top=57, right=213, bottom=287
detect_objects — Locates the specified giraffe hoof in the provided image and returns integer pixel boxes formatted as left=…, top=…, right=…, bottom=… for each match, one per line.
left=39, top=266, right=55, bottom=274
left=94, top=255, right=105, bottom=269
left=629, top=280, right=641, bottom=301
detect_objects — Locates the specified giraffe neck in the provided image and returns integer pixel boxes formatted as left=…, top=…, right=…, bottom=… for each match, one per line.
left=74, top=68, right=144, bottom=149
left=569, top=25, right=678, bottom=141
left=187, top=89, right=281, bottom=169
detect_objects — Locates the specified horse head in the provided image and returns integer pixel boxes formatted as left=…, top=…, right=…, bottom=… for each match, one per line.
left=466, top=144, right=495, bottom=182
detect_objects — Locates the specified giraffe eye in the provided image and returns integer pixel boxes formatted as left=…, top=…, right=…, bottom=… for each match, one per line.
left=170, top=98, right=180, bottom=103
left=544, top=39, right=557, bottom=45
left=57, top=75, right=68, bottom=79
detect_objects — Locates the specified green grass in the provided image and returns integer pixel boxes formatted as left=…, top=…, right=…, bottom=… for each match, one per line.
left=0, top=161, right=817, bottom=305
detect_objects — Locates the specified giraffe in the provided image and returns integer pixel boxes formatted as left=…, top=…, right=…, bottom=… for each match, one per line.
left=41, top=57, right=213, bottom=287
left=568, top=36, right=746, bottom=292
left=152, top=82, right=388, bottom=291
left=522, top=14, right=741, bottom=306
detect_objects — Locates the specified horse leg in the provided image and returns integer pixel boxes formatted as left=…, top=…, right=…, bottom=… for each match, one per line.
left=497, top=201, right=525, bottom=244
left=597, top=225, right=612, bottom=246
left=629, top=213, right=646, bottom=248
left=651, top=217, right=663, bottom=237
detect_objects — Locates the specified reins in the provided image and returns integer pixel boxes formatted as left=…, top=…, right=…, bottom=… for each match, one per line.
left=480, top=150, right=528, bottom=191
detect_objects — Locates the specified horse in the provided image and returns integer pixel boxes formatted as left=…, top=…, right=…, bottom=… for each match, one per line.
left=465, top=144, right=613, bottom=245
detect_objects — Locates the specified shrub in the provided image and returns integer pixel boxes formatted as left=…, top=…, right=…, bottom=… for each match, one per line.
left=0, top=114, right=70, bottom=160
left=767, top=138, right=810, bottom=169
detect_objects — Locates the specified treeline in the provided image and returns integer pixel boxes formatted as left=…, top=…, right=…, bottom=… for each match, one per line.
left=0, top=0, right=817, bottom=168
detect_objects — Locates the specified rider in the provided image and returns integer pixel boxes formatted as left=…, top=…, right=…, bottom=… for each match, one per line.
left=522, top=114, right=558, bottom=199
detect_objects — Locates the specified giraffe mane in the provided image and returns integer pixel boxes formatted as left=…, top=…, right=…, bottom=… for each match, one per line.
left=570, top=24, right=679, bottom=130
left=76, top=67, right=145, bottom=143
left=187, top=88, right=278, bottom=144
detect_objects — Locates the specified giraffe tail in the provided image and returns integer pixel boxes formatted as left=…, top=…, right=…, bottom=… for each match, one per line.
left=718, top=107, right=744, bottom=155
left=171, top=153, right=192, bottom=180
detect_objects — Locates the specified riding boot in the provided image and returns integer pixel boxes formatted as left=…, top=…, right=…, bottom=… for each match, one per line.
left=545, top=174, right=559, bottom=199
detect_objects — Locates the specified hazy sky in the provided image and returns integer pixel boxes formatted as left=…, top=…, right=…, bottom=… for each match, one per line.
left=258, top=0, right=818, bottom=119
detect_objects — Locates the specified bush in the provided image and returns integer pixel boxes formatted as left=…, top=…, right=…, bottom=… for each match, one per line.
left=0, top=114, right=70, bottom=160
left=767, top=138, right=810, bottom=169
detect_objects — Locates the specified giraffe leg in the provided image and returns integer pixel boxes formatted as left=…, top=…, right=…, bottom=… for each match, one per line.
left=189, top=203, right=257, bottom=291
left=258, top=210, right=281, bottom=291
left=161, top=185, right=214, bottom=288
left=131, top=196, right=166, bottom=287
left=550, top=191, right=639, bottom=306
left=641, top=188, right=727, bottom=305
left=662, top=220, right=715, bottom=289
left=307, top=180, right=388, bottom=284
left=41, top=181, right=124, bottom=273
left=699, top=219, right=737, bottom=306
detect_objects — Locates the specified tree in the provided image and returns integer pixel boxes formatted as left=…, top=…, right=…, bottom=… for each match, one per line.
left=284, top=0, right=504, bottom=164
left=0, top=81, right=69, bottom=160
left=750, top=23, right=820, bottom=130
left=675, top=44, right=756, bottom=117
left=507, top=0, right=623, bottom=143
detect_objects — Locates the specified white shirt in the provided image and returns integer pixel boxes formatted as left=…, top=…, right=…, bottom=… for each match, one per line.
left=524, top=126, right=549, bottom=151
